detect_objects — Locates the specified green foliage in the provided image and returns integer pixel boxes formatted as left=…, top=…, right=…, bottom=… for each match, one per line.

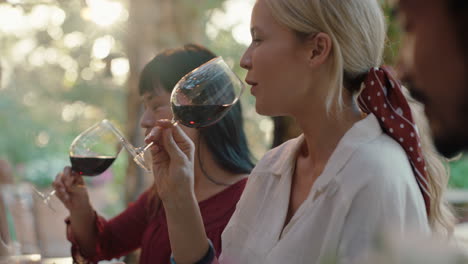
left=382, top=0, right=401, bottom=66
left=448, top=155, right=468, bottom=189
left=0, top=1, right=127, bottom=200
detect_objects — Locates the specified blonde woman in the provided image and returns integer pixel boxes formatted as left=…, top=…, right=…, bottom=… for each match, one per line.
left=145, top=0, right=454, bottom=263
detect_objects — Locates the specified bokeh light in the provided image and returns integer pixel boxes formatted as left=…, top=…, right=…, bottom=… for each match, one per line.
left=110, top=58, right=129, bottom=77
left=92, top=35, right=115, bottom=59
left=64, top=31, right=86, bottom=49
left=83, top=0, right=127, bottom=27
left=206, top=0, right=254, bottom=45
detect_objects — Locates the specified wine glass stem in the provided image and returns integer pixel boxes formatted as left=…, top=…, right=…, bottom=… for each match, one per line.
left=142, top=141, right=154, bottom=152
left=140, top=119, right=178, bottom=154
left=47, top=189, right=56, bottom=200
left=32, top=186, right=57, bottom=212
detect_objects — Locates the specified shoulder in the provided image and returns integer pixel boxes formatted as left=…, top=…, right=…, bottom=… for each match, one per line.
left=339, top=133, right=427, bottom=213
left=135, top=189, right=152, bottom=204
left=344, top=133, right=414, bottom=185
left=253, top=135, right=302, bottom=173
left=339, top=134, right=429, bottom=227
left=337, top=132, right=424, bottom=206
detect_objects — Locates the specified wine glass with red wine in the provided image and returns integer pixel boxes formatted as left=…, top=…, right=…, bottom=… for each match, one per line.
left=136, top=56, right=245, bottom=152
left=68, top=120, right=122, bottom=176
left=34, top=120, right=124, bottom=210
left=170, top=56, right=245, bottom=128
left=35, top=57, right=244, bottom=209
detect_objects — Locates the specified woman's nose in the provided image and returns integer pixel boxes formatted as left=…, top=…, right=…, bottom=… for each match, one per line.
left=140, top=109, right=155, bottom=129
left=240, top=47, right=252, bottom=70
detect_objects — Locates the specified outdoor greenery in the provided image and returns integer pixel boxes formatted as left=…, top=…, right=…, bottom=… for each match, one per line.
left=0, top=0, right=272, bottom=218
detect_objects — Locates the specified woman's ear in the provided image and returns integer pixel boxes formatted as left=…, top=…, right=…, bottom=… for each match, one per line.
left=306, top=32, right=332, bottom=67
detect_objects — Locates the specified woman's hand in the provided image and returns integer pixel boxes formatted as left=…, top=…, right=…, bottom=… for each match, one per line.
left=145, top=120, right=195, bottom=205
left=52, top=166, right=92, bottom=214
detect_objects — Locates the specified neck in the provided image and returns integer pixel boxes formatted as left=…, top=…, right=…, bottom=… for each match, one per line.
left=295, top=92, right=363, bottom=166
left=192, top=137, right=247, bottom=202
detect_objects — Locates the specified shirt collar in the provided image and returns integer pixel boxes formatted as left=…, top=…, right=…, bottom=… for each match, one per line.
left=267, top=114, right=383, bottom=187
left=268, top=134, right=304, bottom=177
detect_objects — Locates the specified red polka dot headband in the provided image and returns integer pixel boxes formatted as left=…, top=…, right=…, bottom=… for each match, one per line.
left=357, top=66, right=431, bottom=216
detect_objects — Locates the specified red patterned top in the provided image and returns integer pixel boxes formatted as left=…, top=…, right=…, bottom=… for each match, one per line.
left=65, top=178, right=247, bottom=264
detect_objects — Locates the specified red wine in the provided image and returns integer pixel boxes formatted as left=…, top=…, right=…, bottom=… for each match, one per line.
left=171, top=104, right=232, bottom=128
left=70, top=156, right=116, bottom=176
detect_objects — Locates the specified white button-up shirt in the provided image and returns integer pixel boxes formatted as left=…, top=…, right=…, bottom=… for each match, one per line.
left=219, top=114, right=430, bottom=264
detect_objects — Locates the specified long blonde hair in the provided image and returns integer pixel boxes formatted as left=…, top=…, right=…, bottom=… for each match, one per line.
left=265, top=0, right=455, bottom=235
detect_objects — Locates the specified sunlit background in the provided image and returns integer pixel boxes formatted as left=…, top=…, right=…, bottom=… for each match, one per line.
left=0, top=0, right=292, bottom=255
left=0, top=0, right=267, bottom=189
left=0, top=0, right=271, bottom=259
left=1, top=0, right=468, bottom=261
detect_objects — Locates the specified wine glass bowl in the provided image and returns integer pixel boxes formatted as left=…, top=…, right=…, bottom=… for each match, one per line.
left=34, top=56, right=245, bottom=211
left=34, top=120, right=152, bottom=211
left=69, top=120, right=121, bottom=176
left=170, top=57, right=245, bottom=128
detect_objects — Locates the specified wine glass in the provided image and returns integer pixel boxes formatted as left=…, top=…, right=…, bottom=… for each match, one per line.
left=34, top=56, right=245, bottom=209
left=128, top=56, right=245, bottom=154
left=129, top=56, right=245, bottom=164
left=170, top=56, right=245, bottom=128
left=33, top=120, right=122, bottom=210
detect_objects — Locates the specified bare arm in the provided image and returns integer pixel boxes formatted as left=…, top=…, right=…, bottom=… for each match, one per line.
left=164, top=193, right=209, bottom=264
left=146, top=121, right=210, bottom=263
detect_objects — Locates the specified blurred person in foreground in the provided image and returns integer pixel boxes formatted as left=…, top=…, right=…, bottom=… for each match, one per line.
left=356, top=0, right=468, bottom=263
left=52, top=44, right=254, bottom=263
left=144, top=0, right=455, bottom=263
left=396, top=0, right=468, bottom=158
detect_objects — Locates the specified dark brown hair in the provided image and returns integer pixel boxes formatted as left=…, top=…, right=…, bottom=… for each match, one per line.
left=139, top=44, right=255, bottom=218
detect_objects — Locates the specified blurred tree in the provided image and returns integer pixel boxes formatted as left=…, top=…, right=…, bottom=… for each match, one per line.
left=125, top=0, right=205, bottom=202
left=0, top=0, right=131, bottom=189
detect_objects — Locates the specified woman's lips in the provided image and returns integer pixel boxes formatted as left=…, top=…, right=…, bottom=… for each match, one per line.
left=245, top=80, right=258, bottom=96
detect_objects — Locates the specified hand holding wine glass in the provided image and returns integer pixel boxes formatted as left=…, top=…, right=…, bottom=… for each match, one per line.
left=170, top=56, right=245, bottom=128
left=33, top=119, right=125, bottom=211
left=35, top=56, right=244, bottom=211
left=52, top=166, right=90, bottom=212
left=144, top=56, right=245, bottom=202
left=144, top=121, right=196, bottom=203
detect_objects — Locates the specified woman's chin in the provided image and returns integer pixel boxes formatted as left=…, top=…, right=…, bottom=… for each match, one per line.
left=255, top=105, right=278, bottom=117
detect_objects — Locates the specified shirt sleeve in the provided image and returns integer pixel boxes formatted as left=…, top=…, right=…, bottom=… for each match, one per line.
left=65, top=191, right=153, bottom=263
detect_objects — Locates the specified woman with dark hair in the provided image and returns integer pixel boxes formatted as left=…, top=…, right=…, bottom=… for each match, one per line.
left=52, top=44, right=254, bottom=264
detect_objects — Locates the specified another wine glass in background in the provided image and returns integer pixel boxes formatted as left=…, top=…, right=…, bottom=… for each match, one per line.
left=127, top=56, right=245, bottom=163
left=34, top=56, right=245, bottom=209
left=33, top=120, right=123, bottom=210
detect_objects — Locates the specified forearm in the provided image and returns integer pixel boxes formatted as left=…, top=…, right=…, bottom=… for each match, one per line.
left=69, top=205, right=99, bottom=256
left=164, top=192, right=209, bottom=264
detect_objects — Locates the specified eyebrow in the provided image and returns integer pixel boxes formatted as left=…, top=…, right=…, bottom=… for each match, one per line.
left=140, top=94, right=153, bottom=102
